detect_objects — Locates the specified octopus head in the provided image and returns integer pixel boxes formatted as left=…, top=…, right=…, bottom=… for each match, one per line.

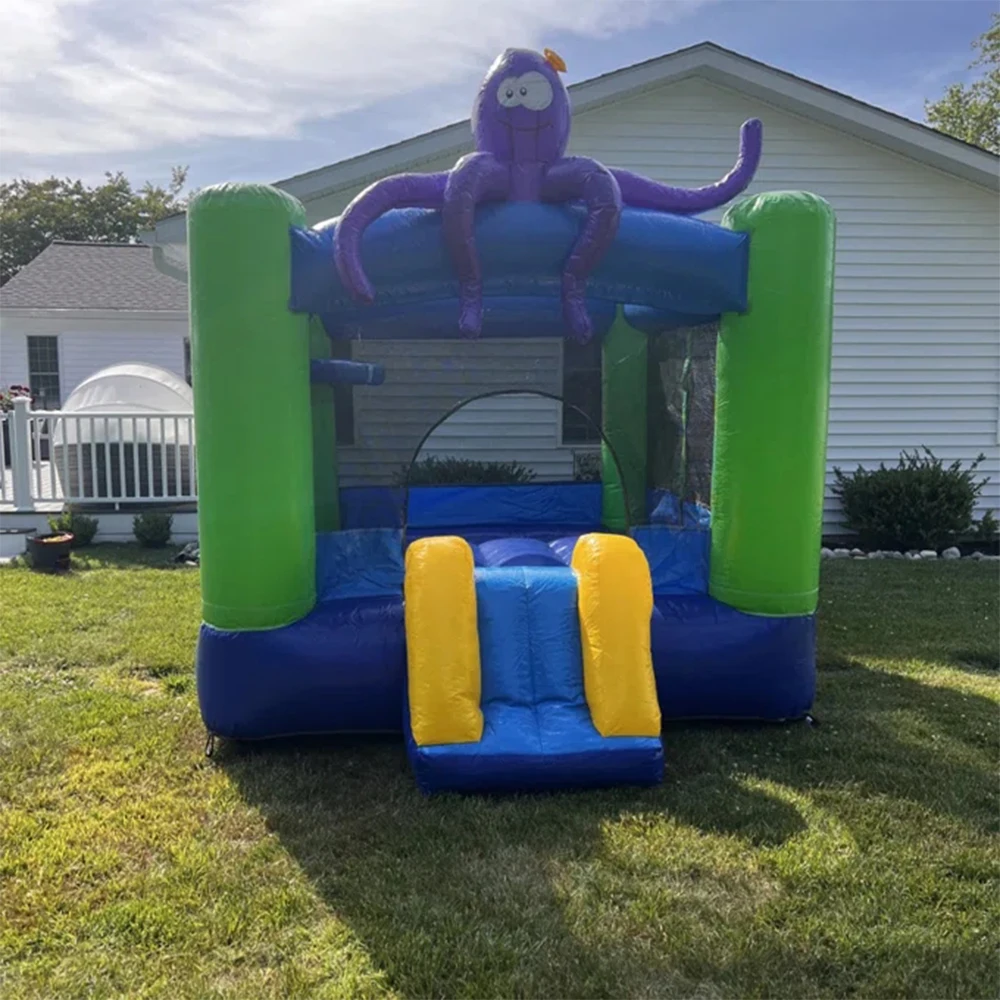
left=472, top=48, right=570, bottom=164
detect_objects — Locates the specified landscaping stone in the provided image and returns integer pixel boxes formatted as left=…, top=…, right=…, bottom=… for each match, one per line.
left=832, top=548, right=851, bottom=559
left=942, top=547, right=961, bottom=560
left=867, top=551, right=885, bottom=559
left=850, top=548, right=865, bottom=558
left=175, top=541, right=200, bottom=565
left=919, top=550, right=938, bottom=560
left=886, top=551, right=905, bottom=559
left=969, top=551, right=984, bottom=560
left=906, top=552, right=922, bottom=560
left=820, top=547, right=834, bottom=559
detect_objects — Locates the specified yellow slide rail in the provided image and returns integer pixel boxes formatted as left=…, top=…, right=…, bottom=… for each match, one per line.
left=405, top=537, right=484, bottom=746
left=572, top=534, right=661, bottom=737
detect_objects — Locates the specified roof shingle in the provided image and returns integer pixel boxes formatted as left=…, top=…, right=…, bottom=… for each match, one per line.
left=0, top=241, right=188, bottom=311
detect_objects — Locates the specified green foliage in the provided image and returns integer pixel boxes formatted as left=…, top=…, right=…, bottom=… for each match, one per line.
left=400, top=455, right=537, bottom=486
left=0, top=167, right=188, bottom=286
left=975, top=509, right=999, bottom=542
left=48, top=507, right=99, bottom=548
left=132, top=511, right=173, bottom=548
left=925, top=13, right=999, bottom=152
left=833, top=448, right=990, bottom=551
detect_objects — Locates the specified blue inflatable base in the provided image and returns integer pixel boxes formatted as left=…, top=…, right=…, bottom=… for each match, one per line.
left=197, top=594, right=815, bottom=740
left=408, top=721, right=664, bottom=795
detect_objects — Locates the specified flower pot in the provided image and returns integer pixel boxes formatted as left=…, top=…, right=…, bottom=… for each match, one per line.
left=27, top=532, right=74, bottom=572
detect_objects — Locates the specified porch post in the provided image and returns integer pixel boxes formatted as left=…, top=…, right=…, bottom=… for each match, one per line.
left=10, top=397, right=33, bottom=511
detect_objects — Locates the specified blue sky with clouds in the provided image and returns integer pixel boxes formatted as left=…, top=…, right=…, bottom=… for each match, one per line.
left=0, top=0, right=993, bottom=189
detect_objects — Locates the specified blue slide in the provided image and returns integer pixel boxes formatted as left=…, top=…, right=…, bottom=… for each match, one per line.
left=407, top=564, right=664, bottom=794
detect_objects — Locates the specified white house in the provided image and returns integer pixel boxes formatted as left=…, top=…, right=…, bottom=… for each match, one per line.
left=5, top=43, right=998, bottom=529
left=0, top=241, right=190, bottom=404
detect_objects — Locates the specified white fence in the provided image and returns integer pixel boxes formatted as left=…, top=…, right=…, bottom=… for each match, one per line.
left=2, top=397, right=196, bottom=509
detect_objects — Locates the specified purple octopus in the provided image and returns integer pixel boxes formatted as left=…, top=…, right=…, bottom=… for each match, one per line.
left=335, top=47, right=763, bottom=341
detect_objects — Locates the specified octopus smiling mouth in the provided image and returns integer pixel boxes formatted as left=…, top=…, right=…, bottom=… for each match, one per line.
left=503, top=122, right=552, bottom=133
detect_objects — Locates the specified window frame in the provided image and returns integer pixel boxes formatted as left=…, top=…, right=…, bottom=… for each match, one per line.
left=26, top=335, right=61, bottom=410
left=559, top=336, right=603, bottom=446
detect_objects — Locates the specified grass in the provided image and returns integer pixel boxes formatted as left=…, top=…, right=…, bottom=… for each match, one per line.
left=0, top=547, right=997, bottom=999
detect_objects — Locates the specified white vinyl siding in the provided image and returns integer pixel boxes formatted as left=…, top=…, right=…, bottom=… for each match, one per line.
left=0, top=316, right=189, bottom=404
left=303, top=75, right=999, bottom=529
left=339, top=338, right=574, bottom=486
left=567, top=77, right=999, bottom=528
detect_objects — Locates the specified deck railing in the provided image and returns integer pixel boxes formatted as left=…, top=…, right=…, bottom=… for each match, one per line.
left=2, top=397, right=196, bottom=509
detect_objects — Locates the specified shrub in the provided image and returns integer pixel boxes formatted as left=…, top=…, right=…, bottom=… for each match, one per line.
left=48, top=507, right=99, bottom=547
left=399, top=456, right=536, bottom=486
left=975, top=509, right=998, bottom=542
left=832, top=448, right=990, bottom=551
left=133, top=511, right=173, bottom=548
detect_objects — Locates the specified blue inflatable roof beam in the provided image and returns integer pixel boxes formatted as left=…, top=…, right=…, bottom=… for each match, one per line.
left=309, top=358, right=385, bottom=386
left=289, top=203, right=749, bottom=340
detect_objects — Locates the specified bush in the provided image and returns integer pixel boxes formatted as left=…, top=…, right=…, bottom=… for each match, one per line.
left=133, top=511, right=173, bottom=548
left=399, top=456, right=536, bottom=486
left=47, top=507, right=98, bottom=547
left=975, top=509, right=998, bottom=542
left=832, top=448, right=990, bottom=551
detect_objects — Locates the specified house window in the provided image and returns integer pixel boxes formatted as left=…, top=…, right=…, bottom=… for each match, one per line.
left=561, top=338, right=602, bottom=443
left=331, top=339, right=355, bottom=447
left=183, top=337, right=192, bottom=385
left=27, top=336, right=61, bottom=409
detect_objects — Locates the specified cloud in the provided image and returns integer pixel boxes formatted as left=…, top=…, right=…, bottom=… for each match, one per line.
left=0, top=0, right=704, bottom=163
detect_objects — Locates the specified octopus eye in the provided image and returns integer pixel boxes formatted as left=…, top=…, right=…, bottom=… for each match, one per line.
left=507, top=89, right=514, bottom=98
left=520, top=86, right=527, bottom=96
left=496, top=76, right=521, bottom=108
left=515, top=71, right=553, bottom=111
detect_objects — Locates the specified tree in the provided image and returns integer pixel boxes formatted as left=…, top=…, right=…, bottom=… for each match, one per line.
left=0, top=166, right=188, bottom=286
left=925, top=13, right=1000, bottom=153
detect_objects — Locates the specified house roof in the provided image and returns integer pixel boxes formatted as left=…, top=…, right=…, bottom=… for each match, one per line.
left=0, top=241, right=188, bottom=312
left=149, top=40, right=999, bottom=249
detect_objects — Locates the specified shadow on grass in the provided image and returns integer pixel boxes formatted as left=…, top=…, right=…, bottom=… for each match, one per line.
left=221, top=735, right=689, bottom=997
left=947, top=648, right=999, bottom=673
left=221, top=662, right=997, bottom=997
left=67, top=543, right=188, bottom=571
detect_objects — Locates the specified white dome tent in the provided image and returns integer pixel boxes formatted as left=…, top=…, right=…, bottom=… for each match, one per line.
left=53, top=363, right=195, bottom=501
left=62, top=363, right=193, bottom=416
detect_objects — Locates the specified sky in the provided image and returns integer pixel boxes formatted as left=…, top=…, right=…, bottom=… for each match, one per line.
left=0, top=0, right=993, bottom=190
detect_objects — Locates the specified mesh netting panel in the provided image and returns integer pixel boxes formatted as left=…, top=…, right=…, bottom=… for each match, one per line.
left=338, top=338, right=601, bottom=490
left=325, top=327, right=715, bottom=531
left=646, top=323, right=718, bottom=514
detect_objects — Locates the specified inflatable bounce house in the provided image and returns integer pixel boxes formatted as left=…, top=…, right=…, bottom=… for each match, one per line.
left=190, top=48, right=835, bottom=794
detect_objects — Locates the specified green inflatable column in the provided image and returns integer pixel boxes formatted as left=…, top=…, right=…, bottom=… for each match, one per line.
left=710, top=191, right=835, bottom=616
left=601, top=308, right=648, bottom=531
left=189, top=183, right=316, bottom=630
left=309, top=317, right=341, bottom=532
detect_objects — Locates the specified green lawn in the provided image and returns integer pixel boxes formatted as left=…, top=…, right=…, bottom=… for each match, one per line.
left=1, top=549, right=997, bottom=999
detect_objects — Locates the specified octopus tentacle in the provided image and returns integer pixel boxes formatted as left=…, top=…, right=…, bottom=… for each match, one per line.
left=611, top=118, right=763, bottom=215
left=334, top=173, right=448, bottom=303
left=442, top=153, right=511, bottom=337
left=541, top=157, right=622, bottom=343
